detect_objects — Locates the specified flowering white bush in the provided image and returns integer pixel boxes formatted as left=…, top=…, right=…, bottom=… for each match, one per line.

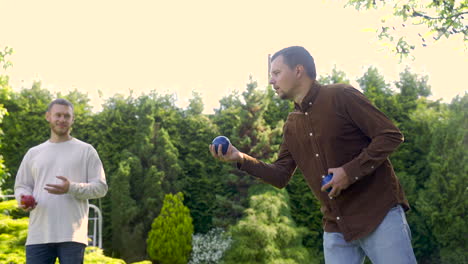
left=189, top=228, right=232, bottom=264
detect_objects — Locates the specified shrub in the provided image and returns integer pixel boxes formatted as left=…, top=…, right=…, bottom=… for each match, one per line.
left=222, top=184, right=315, bottom=264
left=189, top=228, right=232, bottom=264
left=147, top=192, right=194, bottom=264
left=0, top=200, right=127, bottom=264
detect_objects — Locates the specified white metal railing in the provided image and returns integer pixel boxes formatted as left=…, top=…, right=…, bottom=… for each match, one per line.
left=88, top=204, right=103, bottom=249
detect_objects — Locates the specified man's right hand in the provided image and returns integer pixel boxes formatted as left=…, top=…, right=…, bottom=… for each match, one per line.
left=209, top=143, right=244, bottom=163
left=19, top=194, right=37, bottom=211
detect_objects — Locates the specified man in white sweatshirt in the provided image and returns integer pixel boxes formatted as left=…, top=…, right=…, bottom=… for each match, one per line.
left=14, top=98, right=108, bottom=264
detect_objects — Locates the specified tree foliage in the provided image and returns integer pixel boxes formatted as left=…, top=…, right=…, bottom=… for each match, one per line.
left=417, top=95, right=468, bottom=263
left=147, top=192, right=193, bottom=264
left=223, top=184, right=314, bottom=264
left=346, top=0, right=468, bottom=57
left=1, top=81, right=53, bottom=189
left=0, top=46, right=13, bottom=193
left=318, top=65, right=350, bottom=85
left=286, top=171, right=323, bottom=262
left=0, top=65, right=465, bottom=263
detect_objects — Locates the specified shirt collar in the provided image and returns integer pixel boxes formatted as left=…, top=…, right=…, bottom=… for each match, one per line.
left=294, top=80, right=321, bottom=112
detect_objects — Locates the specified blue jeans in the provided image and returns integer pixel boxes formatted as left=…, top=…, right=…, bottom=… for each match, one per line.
left=26, top=242, right=86, bottom=264
left=323, top=205, right=417, bottom=264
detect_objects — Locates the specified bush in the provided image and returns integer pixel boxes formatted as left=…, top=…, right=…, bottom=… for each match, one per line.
left=189, top=227, right=232, bottom=264
left=84, top=247, right=126, bottom=264
left=0, top=201, right=28, bottom=264
left=147, top=192, right=194, bottom=264
left=0, top=200, right=127, bottom=264
left=222, top=184, right=315, bottom=264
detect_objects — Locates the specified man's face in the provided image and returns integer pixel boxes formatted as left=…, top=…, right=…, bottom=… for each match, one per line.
left=45, top=104, right=74, bottom=136
left=269, top=55, right=299, bottom=100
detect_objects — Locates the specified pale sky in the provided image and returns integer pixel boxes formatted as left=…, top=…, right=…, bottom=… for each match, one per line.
left=1, top=0, right=467, bottom=113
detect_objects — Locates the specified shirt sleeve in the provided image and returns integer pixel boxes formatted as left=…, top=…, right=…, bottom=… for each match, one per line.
left=14, top=150, right=34, bottom=203
left=68, top=147, right=108, bottom=200
left=238, top=140, right=297, bottom=189
left=340, top=87, right=404, bottom=182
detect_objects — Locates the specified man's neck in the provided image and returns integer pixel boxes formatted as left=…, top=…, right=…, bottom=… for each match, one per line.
left=49, top=134, right=73, bottom=143
left=293, top=79, right=315, bottom=105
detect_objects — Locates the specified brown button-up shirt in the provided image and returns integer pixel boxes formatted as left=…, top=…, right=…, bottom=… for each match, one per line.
left=239, top=81, right=409, bottom=241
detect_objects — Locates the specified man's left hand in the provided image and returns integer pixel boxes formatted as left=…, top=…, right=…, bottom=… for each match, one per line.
left=321, top=167, right=351, bottom=198
left=44, top=176, right=70, bottom=194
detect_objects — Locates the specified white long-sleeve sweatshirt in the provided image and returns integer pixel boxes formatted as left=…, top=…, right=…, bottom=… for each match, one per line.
left=14, top=138, right=108, bottom=246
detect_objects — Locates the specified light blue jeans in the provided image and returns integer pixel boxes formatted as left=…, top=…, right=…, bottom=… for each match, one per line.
left=323, top=205, right=417, bottom=264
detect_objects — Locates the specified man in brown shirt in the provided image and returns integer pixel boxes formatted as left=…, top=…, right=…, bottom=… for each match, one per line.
left=210, top=46, right=417, bottom=263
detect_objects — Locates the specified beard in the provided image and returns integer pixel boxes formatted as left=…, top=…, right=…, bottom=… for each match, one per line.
left=50, top=123, right=71, bottom=136
left=276, top=89, right=291, bottom=100
left=278, top=92, right=289, bottom=100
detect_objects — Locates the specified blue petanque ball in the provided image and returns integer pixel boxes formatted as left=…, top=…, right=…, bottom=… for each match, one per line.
left=212, top=136, right=230, bottom=155
left=321, top=173, right=333, bottom=192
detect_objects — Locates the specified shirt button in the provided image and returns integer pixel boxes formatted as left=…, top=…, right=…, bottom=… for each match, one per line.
left=315, top=154, right=319, bottom=157
left=371, top=166, right=375, bottom=169
left=329, top=196, right=333, bottom=200
left=355, top=177, right=359, bottom=180
left=309, top=102, right=312, bottom=105
left=336, top=217, right=340, bottom=220
left=305, top=112, right=308, bottom=115
left=309, top=132, right=313, bottom=136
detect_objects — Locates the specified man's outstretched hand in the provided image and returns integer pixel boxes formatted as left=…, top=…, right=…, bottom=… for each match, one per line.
left=209, top=143, right=244, bottom=164
left=44, top=176, right=70, bottom=194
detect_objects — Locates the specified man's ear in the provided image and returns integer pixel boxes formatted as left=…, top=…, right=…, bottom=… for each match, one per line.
left=295, top=65, right=305, bottom=78
left=45, top=111, right=50, bottom=122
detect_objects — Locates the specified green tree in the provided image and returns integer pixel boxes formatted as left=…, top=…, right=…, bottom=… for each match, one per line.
left=360, top=67, right=438, bottom=262
left=263, top=85, right=293, bottom=130
left=391, top=99, right=441, bottom=262
left=0, top=46, right=13, bottom=193
left=223, top=184, right=314, bottom=264
left=211, top=78, right=284, bottom=228
left=86, top=93, right=143, bottom=257
left=1, top=81, right=53, bottom=189
left=357, top=66, right=399, bottom=121
left=147, top=192, right=193, bottom=264
left=286, top=171, right=324, bottom=262
left=346, top=0, right=468, bottom=57
left=417, top=95, right=468, bottom=263
left=110, top=151, right=145, bottom=262
left=390, top=68, right=434, bottom=200
left=179, top=94, right=224, bottom=233
left=186, top=91, right=204, bottom=115
left=318, top=65, right=350, bottom=85
left=90, top=92, right=185, bottom=261
left=394, top=67, right=431, bottom=120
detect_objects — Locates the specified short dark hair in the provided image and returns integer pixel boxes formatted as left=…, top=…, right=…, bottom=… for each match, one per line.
left=47, top=98, right=74, bottom=112
left=271, top=46, right=316, bottom=80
